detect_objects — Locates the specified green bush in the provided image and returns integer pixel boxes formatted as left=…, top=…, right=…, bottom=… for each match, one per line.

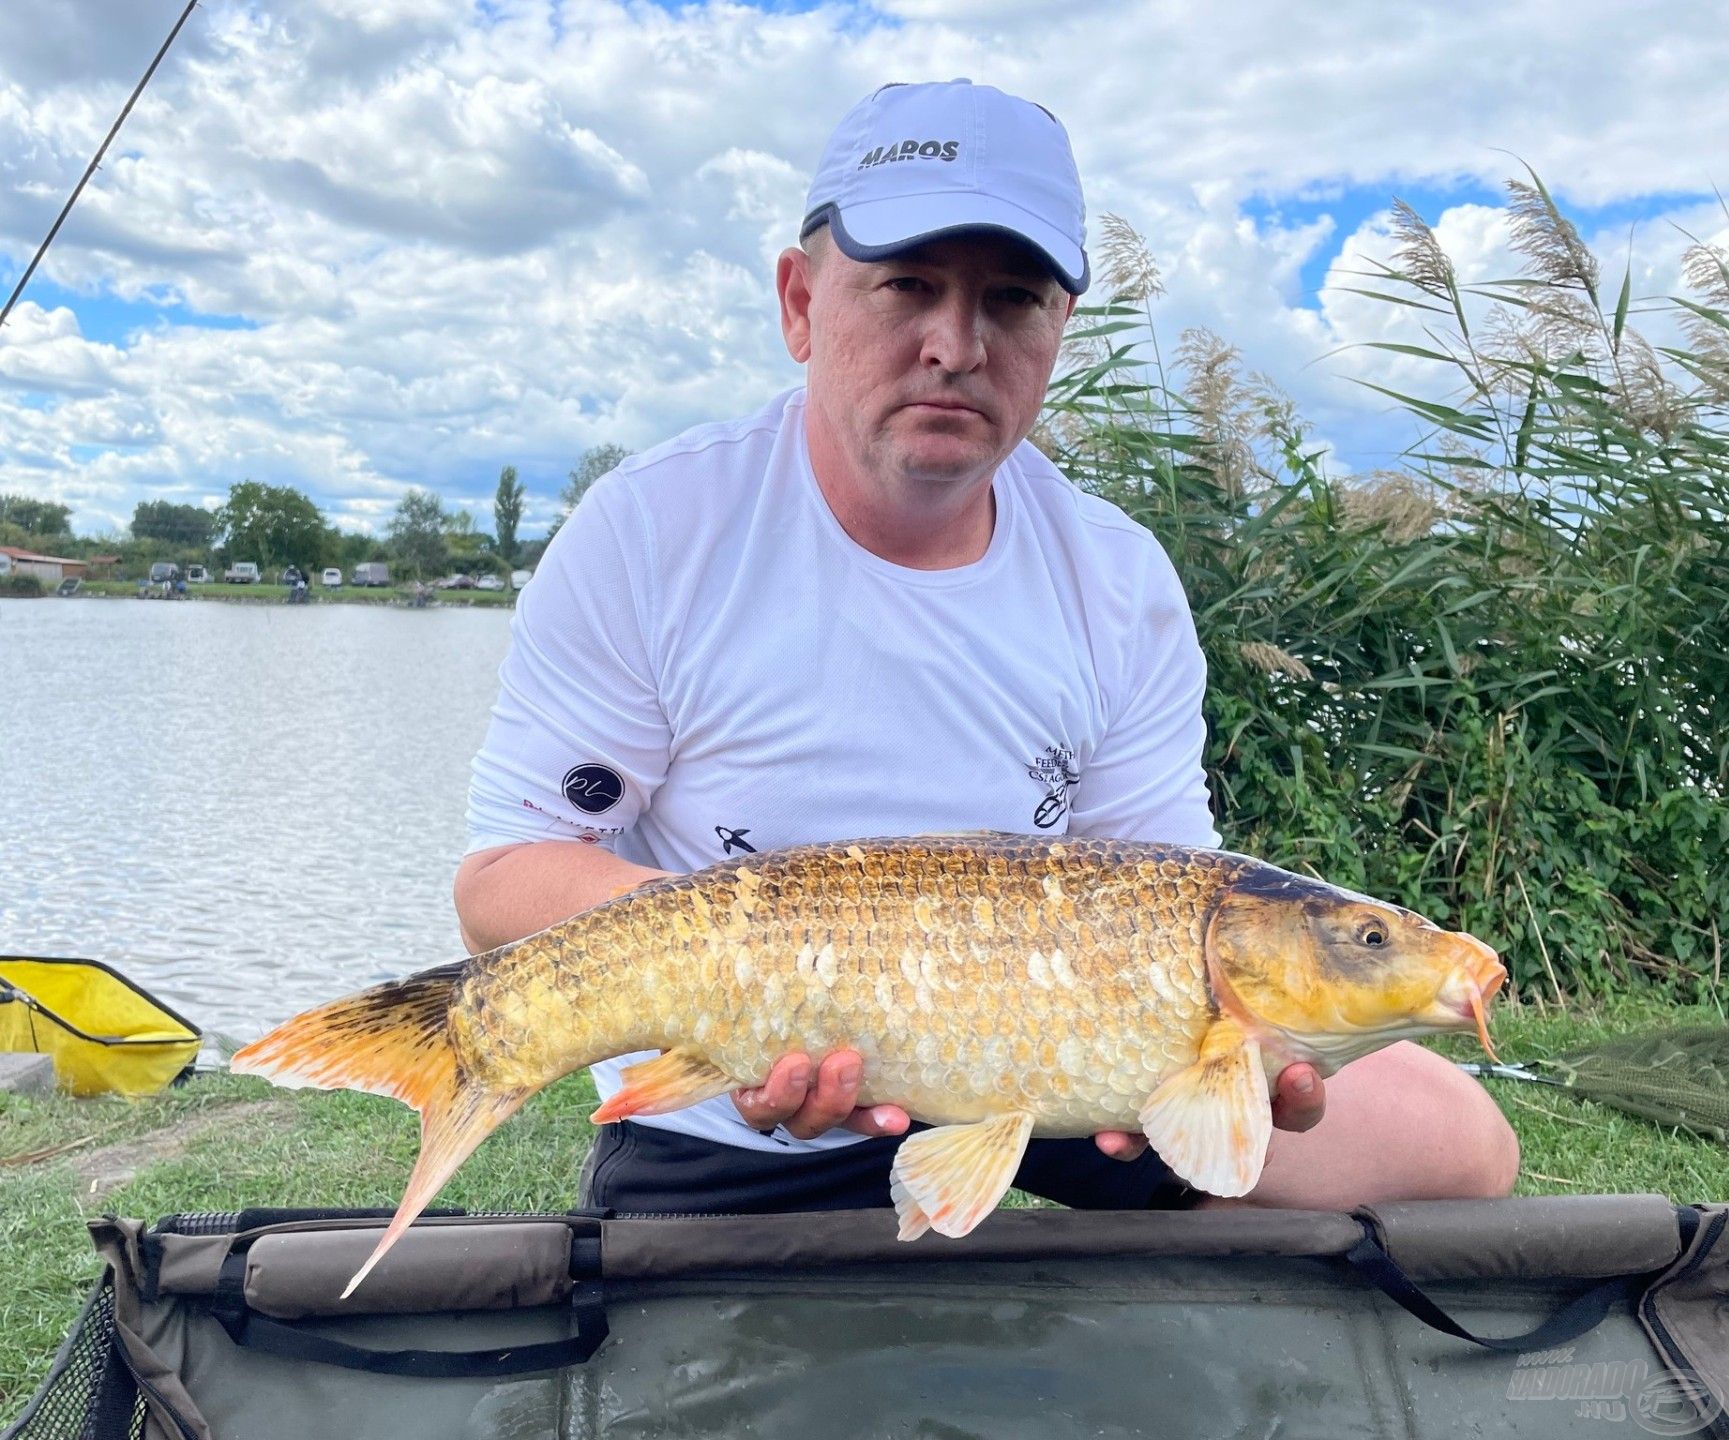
left=1040, top=180, right=1728, bottom=1001
left=1, top=571, right=45, bottom=597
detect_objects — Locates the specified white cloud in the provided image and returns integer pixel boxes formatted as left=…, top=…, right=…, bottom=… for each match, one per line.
left=1, top=0, right=1725, bottom=535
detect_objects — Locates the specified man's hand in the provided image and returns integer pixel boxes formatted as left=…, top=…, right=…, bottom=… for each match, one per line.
left=1094, top=1061, right=1326, bottom=1161
left=734, top=1053, right=1323, bottom=1154
left=733, top=1050, right=910, bottom=1142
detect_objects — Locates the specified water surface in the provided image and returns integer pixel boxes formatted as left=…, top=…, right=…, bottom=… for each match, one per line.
left=0, top=597, right=513, bottom=1043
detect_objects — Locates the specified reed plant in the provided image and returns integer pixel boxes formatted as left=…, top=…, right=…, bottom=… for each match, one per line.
left=1040, top=179, right=1729, bottom=1002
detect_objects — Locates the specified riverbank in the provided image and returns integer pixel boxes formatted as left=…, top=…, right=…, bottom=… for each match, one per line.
left=3, top=990, right=1726, bottom=1422
left=66, top=580, right=517, bottom=607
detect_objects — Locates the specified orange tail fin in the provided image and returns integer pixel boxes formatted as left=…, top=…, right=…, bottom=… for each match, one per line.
left=231, top=963, right=530, bottom=1300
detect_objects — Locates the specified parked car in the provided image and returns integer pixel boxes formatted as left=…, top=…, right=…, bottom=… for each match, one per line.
left=280, top=566, right=307, bottom=587
left=224, top=562, right=260, bottom=584
left=320, top=567, right=343, bottom=587
left=510, top=569, right=532, bottom=590
left=185, top=565, right=209, bottom=583
left=435, top=573, right=476, bottom=590
left=475, top=573, right=504, bottom=591
left=148, top=562, right=180, bottom=584
left=352, top=562, right=391, bottom=587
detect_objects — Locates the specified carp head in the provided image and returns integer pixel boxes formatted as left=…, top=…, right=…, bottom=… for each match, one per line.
left=1204, top=863, right=1506, bottom=1071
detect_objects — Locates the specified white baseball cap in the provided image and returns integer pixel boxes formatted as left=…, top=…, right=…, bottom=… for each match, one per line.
left=801, top=79, right=1090, bottom=295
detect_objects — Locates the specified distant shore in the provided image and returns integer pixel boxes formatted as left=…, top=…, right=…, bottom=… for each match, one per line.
left=60, top=579, right=517, bottom=607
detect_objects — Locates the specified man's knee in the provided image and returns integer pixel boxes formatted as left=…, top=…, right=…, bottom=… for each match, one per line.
left=1484, top=1116, right=1522, bottom=1196
left=1380, top=1041, right=1520, bottom=1198
left=1465, top=1079, right=1521, bottom=1198
left=1251, top=1041, right=1521, bottom=1206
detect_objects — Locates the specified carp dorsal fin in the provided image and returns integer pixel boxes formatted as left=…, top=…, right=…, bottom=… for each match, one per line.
left=1137, top=1015, right=1272, bottom=1199
left=889, top=1110, right=1035, bottom=1241
left=590, top=1048, right=737, bottom=1123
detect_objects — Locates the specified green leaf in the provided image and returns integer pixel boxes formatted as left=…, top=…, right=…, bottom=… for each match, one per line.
left=1612, top=264, right=1632, bottom=351
left=1358, top=340, right=1463, bottom=364
left=1330, top=286, right=1450, bottom=314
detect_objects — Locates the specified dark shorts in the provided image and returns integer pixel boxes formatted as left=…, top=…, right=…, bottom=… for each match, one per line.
left=578, top=1120, right=1200, bottom=1216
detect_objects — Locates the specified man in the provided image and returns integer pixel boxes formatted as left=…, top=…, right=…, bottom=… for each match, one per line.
left=456, top=80, right=1519, bottom=1215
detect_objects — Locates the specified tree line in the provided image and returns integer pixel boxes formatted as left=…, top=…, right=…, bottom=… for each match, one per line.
left=0, top=444, right=632, bottom=581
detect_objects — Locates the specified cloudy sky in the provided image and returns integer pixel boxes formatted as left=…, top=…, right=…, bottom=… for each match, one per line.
left=1, top=0, right=1725, bottom=538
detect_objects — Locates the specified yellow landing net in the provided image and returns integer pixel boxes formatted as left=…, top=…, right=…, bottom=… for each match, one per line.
left=0, top=956, right=200, bottom=1097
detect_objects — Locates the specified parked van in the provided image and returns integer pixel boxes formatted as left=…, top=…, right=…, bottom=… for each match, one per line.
left=321, top=567, right=343, bottom=587
left=185, top=565, right=209, bottom=584
left=352, top=562, right=391, bottom=587
left=148, top=562, right=180, bottom=584
left=223, top=562, right=260, bottom=584
left=510, top=568, right=532, bottom=590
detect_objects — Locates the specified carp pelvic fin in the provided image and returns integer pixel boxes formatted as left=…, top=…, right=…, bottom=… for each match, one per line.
left=1137, top=1016, right=1272, bottom=1199
left=889, top=1110, right=1035, bottom=1241
left=590, top=1048, right=736, bottom=1124
left=231, top=962, right=530, bottom=1300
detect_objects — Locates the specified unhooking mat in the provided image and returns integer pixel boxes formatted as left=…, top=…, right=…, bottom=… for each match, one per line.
left=7, top=1197, right=1728, bottom=1439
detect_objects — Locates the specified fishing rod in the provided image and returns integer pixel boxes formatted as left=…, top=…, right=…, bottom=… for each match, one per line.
left=0, top=0, right=201, bottom=334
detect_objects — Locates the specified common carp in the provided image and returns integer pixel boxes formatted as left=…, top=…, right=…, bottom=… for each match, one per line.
left=232, top=833, right=1505, bottom=1296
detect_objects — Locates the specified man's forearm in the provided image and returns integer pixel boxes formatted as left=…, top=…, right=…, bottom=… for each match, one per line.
left=454, top=841, right=673, bottom=954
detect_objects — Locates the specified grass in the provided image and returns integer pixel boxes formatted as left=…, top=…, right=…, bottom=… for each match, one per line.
left=0, top=1068, right=599, bottom=1423
left=70, top=580, right=517, bottom=606
left=3, top=993, right=1726, bottom=1424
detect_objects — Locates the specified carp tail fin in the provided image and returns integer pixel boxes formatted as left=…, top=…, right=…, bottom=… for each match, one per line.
left=231, top=961, right=530, bottom=1299
left=230, top=961, right=469, bottom=1107
left=339, top=1074, right=531, bottom=1300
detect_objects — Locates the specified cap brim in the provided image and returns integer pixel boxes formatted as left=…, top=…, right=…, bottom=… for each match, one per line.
left=807, top=195, right=1089, bottom=295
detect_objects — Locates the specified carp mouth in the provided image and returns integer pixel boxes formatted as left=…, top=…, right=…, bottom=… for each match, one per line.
left=1432, top=934, right=1506, bottom=1060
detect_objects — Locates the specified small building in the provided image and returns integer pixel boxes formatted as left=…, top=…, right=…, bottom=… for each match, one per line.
left=0, top=546, right=89, bottom=585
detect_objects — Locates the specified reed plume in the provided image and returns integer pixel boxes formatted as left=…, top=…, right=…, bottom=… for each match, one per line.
left=1097, top=213, right=1165, bottom=304
left=1505, top=178, right=1600, bottom=299
left=1387, top=199, right=1455, bottom=300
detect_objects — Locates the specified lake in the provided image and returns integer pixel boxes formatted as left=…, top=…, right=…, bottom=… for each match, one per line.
left=0, top=596, right=514, bottom=1045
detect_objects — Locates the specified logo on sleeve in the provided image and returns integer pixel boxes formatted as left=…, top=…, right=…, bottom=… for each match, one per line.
left=1028, top=744, right=1079, bottom=829
left=716, top=825, right=757, bottom=856
left=562, top=763, right=624, bottom=816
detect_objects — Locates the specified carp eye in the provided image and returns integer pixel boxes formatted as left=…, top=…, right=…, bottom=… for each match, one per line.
left=1361, top=925, right=1387, bottom=947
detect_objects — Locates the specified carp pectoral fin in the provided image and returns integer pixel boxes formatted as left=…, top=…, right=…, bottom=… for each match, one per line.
left=1137, top=1017, right=1272, bottom=1199
left=888, top=1111, right=1035, bottom=1241
left=590, top=1048, right=737, bottom=1124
